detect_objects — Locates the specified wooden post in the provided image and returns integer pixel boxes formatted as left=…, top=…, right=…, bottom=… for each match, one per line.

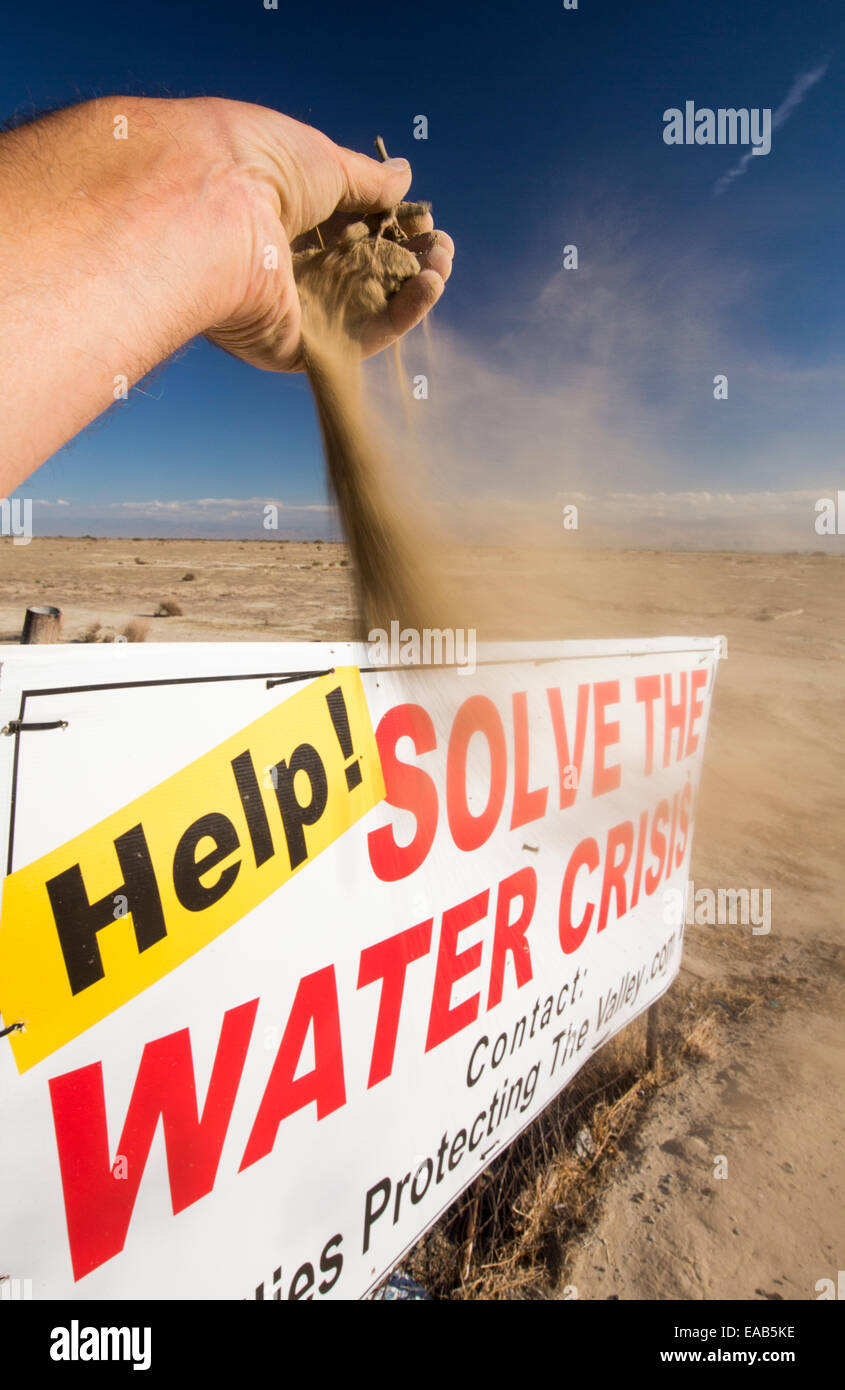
left=461, top=1186, right=481, bottom=1287
left=646, top=1000, right=660, bottom=1070
left=20, top=605, right=61, bottom=644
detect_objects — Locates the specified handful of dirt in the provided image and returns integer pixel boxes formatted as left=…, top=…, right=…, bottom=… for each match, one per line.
left=294, top=204, right=428, bottom=339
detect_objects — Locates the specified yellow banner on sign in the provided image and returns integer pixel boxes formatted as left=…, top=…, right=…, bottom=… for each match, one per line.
left=0, top=668, right=384, bottom=1073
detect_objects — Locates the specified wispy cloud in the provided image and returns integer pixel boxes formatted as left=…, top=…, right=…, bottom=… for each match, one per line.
left=714, top=57, right=830, bottom=195
left=21, top=495, right=336, bottom=539
left=106, top=497, right=331, bottom=518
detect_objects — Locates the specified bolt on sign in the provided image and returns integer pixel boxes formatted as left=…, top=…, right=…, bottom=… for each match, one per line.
left=0, top=638, right=723, bottom=1299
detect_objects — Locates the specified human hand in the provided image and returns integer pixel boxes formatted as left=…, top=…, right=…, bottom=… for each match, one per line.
left=199, top=101, right=454, bottom=371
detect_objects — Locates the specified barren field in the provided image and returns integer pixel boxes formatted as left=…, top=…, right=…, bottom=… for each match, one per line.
left=1, top=538, right=842, bottom=1300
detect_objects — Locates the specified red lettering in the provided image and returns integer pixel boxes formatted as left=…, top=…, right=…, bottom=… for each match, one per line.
left=486, top=867, right=536, bottom=1010
left=630, top=809, right=648, bottom=910
left=645, top=799, right=669, bottom=894
left=558, top=837, right=599, bottom=954
left=446, top=697, right=507, bottom=852
left=509, top=692, right=548, bottom=829
left=240, top=967, right=345, bottom=1171
left=635, top=674, right=661, bottom=776
left=49, top=998, right=257, bottom=1281
left=425, top=890, right=489, bottom=1050
left=663, top=671, right=688, bottom=766
left=598, top=819, right=633, bottom=931
left=367, top=704, right=438, bottom=882
left=686, top=669, right=707, bottom=756
left=547, top=684, right=589, bottom=808
left=357, top=920, right=433, bottom=1088
left=664, top=791, right=679, bottom=882
left=675, top=781, right=692, bottom=866
left=593, top=681, right=621, bottom=796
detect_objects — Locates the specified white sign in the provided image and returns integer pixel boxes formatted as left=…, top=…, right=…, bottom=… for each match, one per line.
left=0, top=637, right=722, bottom=1299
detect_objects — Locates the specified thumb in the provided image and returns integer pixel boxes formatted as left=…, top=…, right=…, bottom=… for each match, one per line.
left=333, top=145, right=413, bottom=213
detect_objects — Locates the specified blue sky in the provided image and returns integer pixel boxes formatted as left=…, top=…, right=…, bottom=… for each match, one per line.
left=3, top=0, right=843, bottom=546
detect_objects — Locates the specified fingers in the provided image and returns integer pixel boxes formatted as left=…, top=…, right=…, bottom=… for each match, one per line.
left=360, top=268, right=445, bottom=359
left=404, top=230, right=455, bottom=283
left=358, top=228, right=453, bottom=357
left=334, top=145, right=412, bottom=214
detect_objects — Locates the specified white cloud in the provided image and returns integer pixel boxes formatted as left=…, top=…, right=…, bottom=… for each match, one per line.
left=714, top=57, right=830, bottom=195
left=19, top=494, right=336, bottom=540
left=105, top=497, right=331, bottom=518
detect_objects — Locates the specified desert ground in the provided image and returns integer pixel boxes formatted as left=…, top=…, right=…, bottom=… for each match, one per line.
left=0, top=537, right=842, bottom=1300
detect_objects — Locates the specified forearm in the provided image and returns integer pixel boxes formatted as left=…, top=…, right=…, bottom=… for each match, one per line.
left=0, top=97, right=239, bottom=492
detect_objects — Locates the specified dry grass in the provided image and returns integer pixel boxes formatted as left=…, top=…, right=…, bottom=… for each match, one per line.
left=679, top=1012, right=719, bottom=1063
left=78, top=621, right=116, bottom=643
left=78, top=617, right=151, bottom=643
left=403, top=979, right=741, bottom=1300
left=156, top=599, right=183, bottom=617
left=406, top=1025, right=653, bottom=1300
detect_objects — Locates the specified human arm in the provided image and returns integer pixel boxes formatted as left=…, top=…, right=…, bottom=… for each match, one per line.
left=0, top=96, right=453, bottom=494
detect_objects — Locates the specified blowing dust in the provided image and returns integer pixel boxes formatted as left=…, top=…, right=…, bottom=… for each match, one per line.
left=293, top=205, right=453, bottom=638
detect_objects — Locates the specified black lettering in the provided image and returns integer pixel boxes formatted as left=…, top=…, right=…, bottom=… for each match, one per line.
left=363, top=1178, right=391, bottom=1253
left=504, top=1076, right=522, bottom=1120
left=467, top=1034, right=488, bottom=1087
left=411, top=1159, right=433, bottom=1204
left=318, top=1234, right=343, bottom=1294
left=469, top=1111, right=486, bottom=1151
left=271, top=744, right=328, bottom=869
left=46, top=823, right=166, bottom=995
left=173, top=812, right=241, bottom=911
left=231, top=750, right=274, bottom=867
left=449, top=1130, right=467, bottom=1170
left=288, top=1261, right=315, bottom=1300
left=393, top=1172, right=411, bottom=1223
left=325, top=687, right=362, bottom=791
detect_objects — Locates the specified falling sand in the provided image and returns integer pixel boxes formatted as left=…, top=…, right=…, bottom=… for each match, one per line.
left=293, top=204, right=449, bottom=636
